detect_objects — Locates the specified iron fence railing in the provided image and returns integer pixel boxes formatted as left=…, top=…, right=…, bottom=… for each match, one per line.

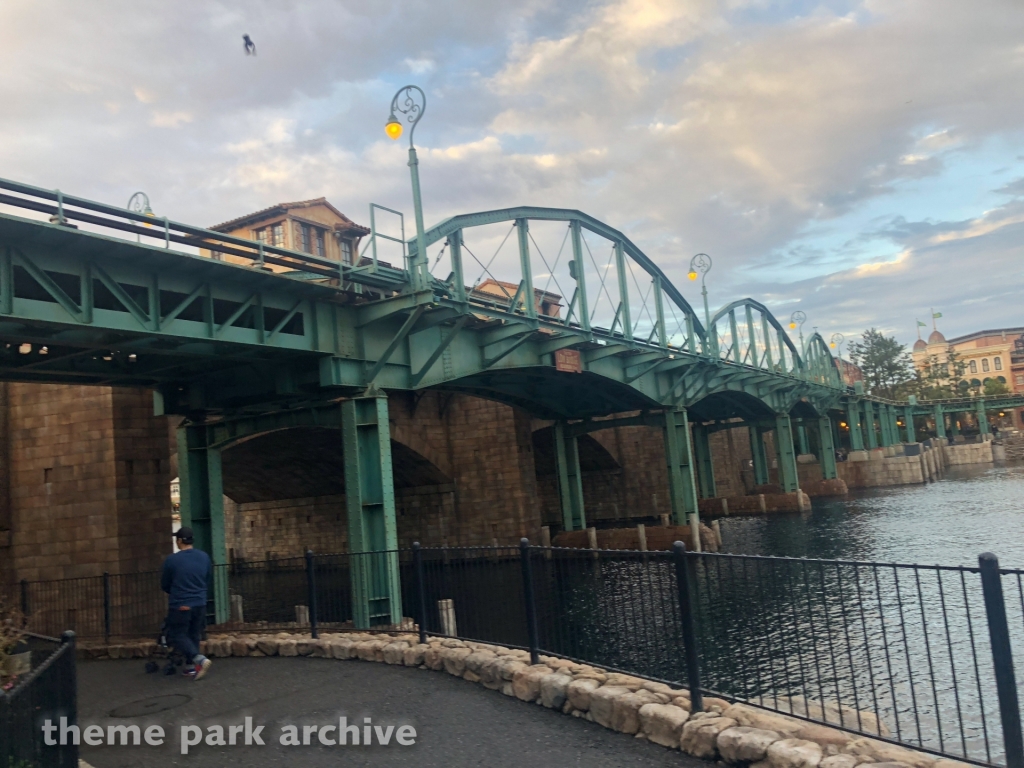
left=17, top=546, right=1024, bottom=767
left=0, top=630, right=78, bottom=768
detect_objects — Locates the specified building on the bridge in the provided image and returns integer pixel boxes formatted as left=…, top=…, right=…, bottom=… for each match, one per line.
left=835, top=358, right=863, bottom=388
left=912, top=323, right=1024, bottom=429
left=472, top=279, right=562, bottom=318
left=202, top=198, right=369, bottom=271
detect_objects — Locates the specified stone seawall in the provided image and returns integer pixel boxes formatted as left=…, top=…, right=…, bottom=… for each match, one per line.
left=82, top=631, right=960, bottom=768
left=945, top=440, right=994, bottom=466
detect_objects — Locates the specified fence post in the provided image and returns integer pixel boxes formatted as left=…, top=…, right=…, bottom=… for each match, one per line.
left=519, top=538, right=540, bottom=665
left=102, top=572, right=111, bottom=643
left=413, top=542, right=427, bottom=645
left=979, top=552, right=1024, bottom=768
left=305, top=550, right=318, bottom=640
left=673, top=541, right=704, bottom=713
left=61, top=631, right=79, bottom=766
left=20, top=578, right=28, bottom=620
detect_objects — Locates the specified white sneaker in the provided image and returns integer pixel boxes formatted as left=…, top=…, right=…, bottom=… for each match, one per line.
left=194, top=658, right=212, bottom=681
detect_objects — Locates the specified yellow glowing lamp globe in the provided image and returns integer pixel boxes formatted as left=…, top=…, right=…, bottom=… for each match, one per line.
left=830, top=342, right=836, bottom=348
left=789, top=322, right=797, bottom=329
left=687, top=270, right=698, bottom=281
left=385, top=118, right=403, bottom=141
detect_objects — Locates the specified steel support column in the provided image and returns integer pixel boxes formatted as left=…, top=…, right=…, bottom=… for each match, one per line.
left=664, top=408, right=700, bottom=530
left=849, top=402, right=865, bottom=451
left=818, top=416, right=838, bottom=480
left=879, top=405, right=892, bottom=447
left=950, top=412, right=960, bottom=438
left=774, top=414, right=800, bottom=493
left=554, top=421, right=586, bottom=531
left=797, top=422, right=810, bottom=455
left=341, top=388, right=402, bottom=628
left=904, top=405, right=915, bottom=443
left=978, top=399, right=991, bottom=435
left=177, top=425, right=229, bottom=624
left=934, top=404, right=946, bottom=440
left=692, top=423, right=717, bottom=499
left=749, top=424, right=770, bottom=486
left=865, top=403, right=878, bottom=449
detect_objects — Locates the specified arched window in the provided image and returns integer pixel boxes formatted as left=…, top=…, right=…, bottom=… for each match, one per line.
left=969, top=360, right=977, bottom=374
left=982, top=358, right=990, bottom=372
left=994, top=356, right=1003, bottom=371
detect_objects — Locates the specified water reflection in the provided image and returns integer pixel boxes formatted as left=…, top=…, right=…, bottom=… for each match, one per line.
left=719, top=462, right=1024, bottom=567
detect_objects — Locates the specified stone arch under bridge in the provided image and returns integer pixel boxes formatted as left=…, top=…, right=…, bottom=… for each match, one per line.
left=218, top=426, right=455, bottom=563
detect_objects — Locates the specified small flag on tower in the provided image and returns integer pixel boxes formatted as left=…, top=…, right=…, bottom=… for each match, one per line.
left=917, top=320, right=927, bottom=327
left=933, top=312, right=942, bottom=319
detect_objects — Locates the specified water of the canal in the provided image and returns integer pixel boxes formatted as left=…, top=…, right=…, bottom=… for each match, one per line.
left=719, top=461, right=1024, bottom=568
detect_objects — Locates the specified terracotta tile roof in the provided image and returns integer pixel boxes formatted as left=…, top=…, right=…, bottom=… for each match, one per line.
left=209, top=197, right=369, bottom=236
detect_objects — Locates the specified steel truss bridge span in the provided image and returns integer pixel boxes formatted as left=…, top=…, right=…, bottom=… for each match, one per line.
left=0, top=176, right=860, bottom=629
left=0, top=181, right=844, bottom=421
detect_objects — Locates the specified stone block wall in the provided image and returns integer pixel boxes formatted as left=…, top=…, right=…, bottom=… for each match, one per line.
left=223, top=484, right=457, bottom=561
left=945, top=440, right=994, bottom=465
left=535, top=421, right=753, bottom=529
left=838, top=454, right=926, bottom=489
left=4, top=384, right=172, bottom=583
left=388, top=392, right=541, bottom=546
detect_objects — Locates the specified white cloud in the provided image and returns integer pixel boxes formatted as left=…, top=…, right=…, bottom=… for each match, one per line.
left=133, top=86, right=156, bottom=104
left=0, top=0, right=1022, bottom=347
left=149, top=110, right=193, bottom=128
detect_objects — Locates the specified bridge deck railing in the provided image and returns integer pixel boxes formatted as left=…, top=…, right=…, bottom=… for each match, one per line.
left=0, top=177, right=407, bottom=290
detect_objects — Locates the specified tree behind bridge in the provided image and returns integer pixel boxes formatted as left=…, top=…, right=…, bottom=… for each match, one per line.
left=848, top=329, right=914, bottom=399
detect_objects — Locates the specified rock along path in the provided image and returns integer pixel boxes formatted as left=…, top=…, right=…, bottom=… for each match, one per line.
left=78, top=658, right=709, bottom=767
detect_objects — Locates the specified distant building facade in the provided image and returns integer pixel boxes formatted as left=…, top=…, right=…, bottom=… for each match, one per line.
left=913, top=324, right=1024, bottom=430
left=472, top=279, right=562, bottom=318
left=203, top=198, right=370, bottom=272
left=912, top=325, right=1024, bottom=393
left=835, top=358, right=864, bottom=388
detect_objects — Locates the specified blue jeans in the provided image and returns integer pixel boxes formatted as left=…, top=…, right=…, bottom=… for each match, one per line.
left=165, top=606, right=205, bottom=663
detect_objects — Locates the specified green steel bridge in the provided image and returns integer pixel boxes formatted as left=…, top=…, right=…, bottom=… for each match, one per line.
left=0, top=177, right=1016, bottom=626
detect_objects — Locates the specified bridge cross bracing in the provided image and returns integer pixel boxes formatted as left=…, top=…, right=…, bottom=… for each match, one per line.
left=0, top=176, right=1014, bottom=627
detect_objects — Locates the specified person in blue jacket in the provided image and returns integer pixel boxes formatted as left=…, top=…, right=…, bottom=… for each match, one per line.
left=161, top=527, right=213, bottom=680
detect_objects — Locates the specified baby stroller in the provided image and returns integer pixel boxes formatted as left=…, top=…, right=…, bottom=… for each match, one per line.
left=144, top=618, right=186, bottom=675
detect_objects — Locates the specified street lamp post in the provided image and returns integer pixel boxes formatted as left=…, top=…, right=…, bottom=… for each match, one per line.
left=385, top=85, right=429, bottom=291
left=789, top=311, right=807, bottom=354
left=830, top=332, right=845, bottom=361
left=127, top=192, right=153, bottom=243
left=687, top=252, right=713, bottom=328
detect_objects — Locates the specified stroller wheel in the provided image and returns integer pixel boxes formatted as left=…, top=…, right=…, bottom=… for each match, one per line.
left=145, top=661, right=159, bottom=674
left=162, top=661, right=177, bottom=676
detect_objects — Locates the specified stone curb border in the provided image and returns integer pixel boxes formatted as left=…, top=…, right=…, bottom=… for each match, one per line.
left=83, top=632, right=971, bottom=768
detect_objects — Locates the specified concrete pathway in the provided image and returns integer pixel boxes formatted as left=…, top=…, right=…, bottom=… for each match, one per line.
left=78, top=658, right=704, bottom=767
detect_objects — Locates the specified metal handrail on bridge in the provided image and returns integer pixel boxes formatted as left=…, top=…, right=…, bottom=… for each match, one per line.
left=0, top=177, right=408, bottom=291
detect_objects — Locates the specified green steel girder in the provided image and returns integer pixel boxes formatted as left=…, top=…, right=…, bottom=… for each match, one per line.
left=664, top=407, right=700, bottom=527
left=708, top=298, right=803, bottom=375
left=342, top=388, right=402, bottom=628
left=412, top=206, right=707, bottom=340
left=554, top=421, right=586, bottom=531
left=818, top=416, right=838, bottom=480
left=177, top=424, right=230, bottom=623
left=774, top=414, right=800, bottom=493
left=1, top=204, right=861, bottom=424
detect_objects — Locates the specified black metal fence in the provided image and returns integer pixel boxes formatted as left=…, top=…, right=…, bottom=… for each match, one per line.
left=411, top=544, right=1024, bottom=768
left=0, top=631, right=78, bottom=768
left=18, top=546, right=1024, bottom=768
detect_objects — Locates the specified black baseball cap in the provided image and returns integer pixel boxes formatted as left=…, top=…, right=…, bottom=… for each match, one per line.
left=175, top=526, right=194, bottom=543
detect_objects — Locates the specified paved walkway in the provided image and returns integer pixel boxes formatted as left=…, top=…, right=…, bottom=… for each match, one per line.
left=78, top=658, right=704, bottom=767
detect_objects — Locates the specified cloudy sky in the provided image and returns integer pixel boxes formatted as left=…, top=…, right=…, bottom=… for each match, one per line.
left=2, top=0, right=1022, bottom=349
